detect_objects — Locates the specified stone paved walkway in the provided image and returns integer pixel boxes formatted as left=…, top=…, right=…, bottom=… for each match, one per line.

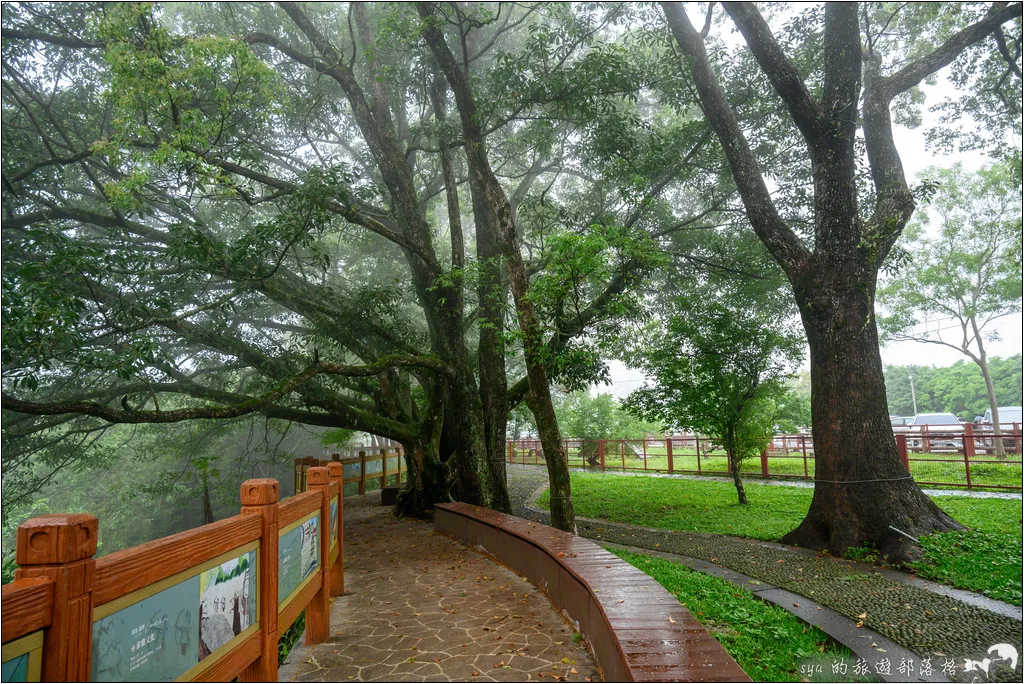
left=506, top=466, right=1023, bottom=683
left=280, top=494, right=597, bottom=682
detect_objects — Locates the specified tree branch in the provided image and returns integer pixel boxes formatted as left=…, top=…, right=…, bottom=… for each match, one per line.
left=721, top=2, right=826, bottom=141
left=879, top=3, right=1023, bottom=98
left=2, top=364, right=323, bottom=423
left=661, top=2, right=809, bottom=277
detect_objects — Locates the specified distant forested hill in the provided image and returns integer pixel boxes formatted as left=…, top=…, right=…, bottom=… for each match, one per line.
left=884, top=355, right=1023, bottom=420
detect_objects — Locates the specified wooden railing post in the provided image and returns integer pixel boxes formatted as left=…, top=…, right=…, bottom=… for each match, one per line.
left=666, top=436, right=674, bottom=474
left=304, top=467, right=331, bottom=645
left=598, top=440, right=606, bottom=471
left=327, top=462, right=345, bottom=597
left=895, top=434, right=910, bottom=473
left=760, top=448, right=769, bottom=478
left=15, top=514, right=97, bottom=682
left=379, top=448, right=387, bottom=489
left=357, top=451, right=367, bottom=495
left=239, top=478, right=279, bottom=682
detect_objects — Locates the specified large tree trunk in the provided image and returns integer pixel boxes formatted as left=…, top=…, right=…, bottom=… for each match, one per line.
left=418, top=6, right=575, bottom=531
left=472, top=155, right=512, bottom=493
left=396, top=437, right=453, bottom=518
left=782, top=272, right=963, bottom=562
left=660, top=0, right=1020, bottom=563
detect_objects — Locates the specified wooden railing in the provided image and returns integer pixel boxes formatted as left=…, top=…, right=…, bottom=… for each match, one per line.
left=0, top=466, right=345, bottom=682
left=294, top=446, right=407, bottom=495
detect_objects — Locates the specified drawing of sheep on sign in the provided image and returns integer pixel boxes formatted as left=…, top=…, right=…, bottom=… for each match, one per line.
left=300, top=517, right=319, bottom=580
left=198, top=551, right=256, bottom=660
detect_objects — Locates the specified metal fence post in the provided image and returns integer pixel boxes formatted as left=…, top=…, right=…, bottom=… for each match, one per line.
left=963, top=424, right=975, bottom=490
left=802, top=436, right=809, bottom=479
left=896, top=434, right=910, bottom=473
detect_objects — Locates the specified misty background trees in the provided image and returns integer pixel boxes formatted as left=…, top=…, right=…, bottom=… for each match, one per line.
left=2, top=2, right=1021, bottom=564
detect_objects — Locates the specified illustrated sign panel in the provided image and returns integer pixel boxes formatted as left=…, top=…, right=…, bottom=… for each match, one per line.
left=91, top=548, right=256, bottom=682
left=330, top=498, right=339, bottom=549
left=1, top=653, right=28, bottom=683
left=1, top=630, right=42, bottom=682
left=278, top=514, right=320, bottom=605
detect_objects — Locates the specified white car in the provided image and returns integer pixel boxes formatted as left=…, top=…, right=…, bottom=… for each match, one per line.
left=976, top=406, right=1022, bottom=452
left=980, top=406, right=1023, bottom=428
left=906, top=413, right=963, bottom=450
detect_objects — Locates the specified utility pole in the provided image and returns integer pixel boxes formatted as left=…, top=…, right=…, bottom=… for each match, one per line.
left=908, top=372, right=918, bottom=415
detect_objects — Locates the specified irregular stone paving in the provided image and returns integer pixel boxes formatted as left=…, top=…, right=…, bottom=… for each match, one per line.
left=506, top=466, right=1023, bottom=683
left=282, top=493, right=597, bottom=682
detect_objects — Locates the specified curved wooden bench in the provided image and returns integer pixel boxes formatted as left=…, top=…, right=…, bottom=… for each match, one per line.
left=435, top=502, right=750, bottom=682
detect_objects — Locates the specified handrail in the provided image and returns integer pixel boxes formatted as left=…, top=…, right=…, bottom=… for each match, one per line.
left=1, top=577, right=53, bottom=642
left=1, top=465, right=346, bottom=683
left=294, top=446, right=407, bottom=496
left=93, top=514, right=262, bottom=607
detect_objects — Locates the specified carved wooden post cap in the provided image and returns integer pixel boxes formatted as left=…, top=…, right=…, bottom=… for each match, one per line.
left=241, top=478, right=279, bottom=506
left=16, top=514, right=98, bottom=566
left=307, top=466, right=330, bottom=486
left=327, top=462, right=342, bottom=477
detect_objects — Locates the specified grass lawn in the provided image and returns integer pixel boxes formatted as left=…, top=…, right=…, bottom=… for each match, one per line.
left=538, top=472, right=1023, bottom=604
left=608, top=547, right=857, bottom=683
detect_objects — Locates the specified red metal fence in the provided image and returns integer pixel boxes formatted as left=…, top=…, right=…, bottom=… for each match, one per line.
left=507, top=423, right=1023, bottom=491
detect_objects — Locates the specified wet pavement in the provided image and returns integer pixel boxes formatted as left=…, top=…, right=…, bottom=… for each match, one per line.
left=506, top=465, right=1023, bottom=683
left=280, top=493, right=597, bottom=682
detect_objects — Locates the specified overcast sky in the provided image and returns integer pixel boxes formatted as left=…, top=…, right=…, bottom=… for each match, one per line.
left=602, top=67, right=1023, bottom=401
